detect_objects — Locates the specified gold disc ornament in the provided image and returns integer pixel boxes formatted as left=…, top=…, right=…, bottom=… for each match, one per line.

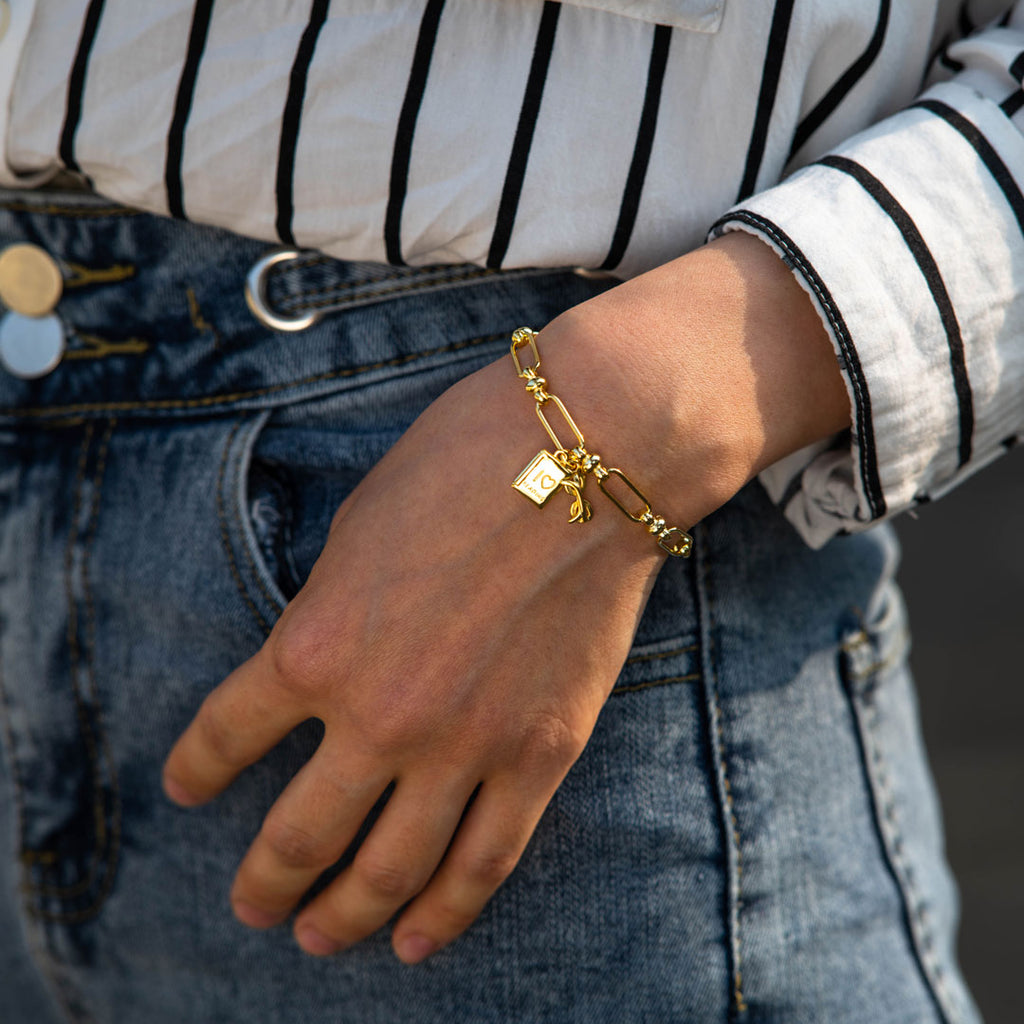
left=0, top=244, right=64, bottom=318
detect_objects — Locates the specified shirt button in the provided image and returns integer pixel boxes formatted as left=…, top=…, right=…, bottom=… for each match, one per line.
left=0, top=243, right=64, bottom=317
left=0, top=312, right=66, bottom=379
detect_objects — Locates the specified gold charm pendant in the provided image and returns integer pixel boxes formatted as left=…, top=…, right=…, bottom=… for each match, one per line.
left=560, top=474, right=593, bottom=523
left=508, top=327, right=692, bottom=555
left=512, top=451, right=566, bottom=506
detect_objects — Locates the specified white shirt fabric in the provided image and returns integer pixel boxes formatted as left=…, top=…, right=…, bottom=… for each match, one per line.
left=1, top=0, right=1021, bottom=549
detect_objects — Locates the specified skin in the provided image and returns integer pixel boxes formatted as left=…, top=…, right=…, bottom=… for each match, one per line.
left=162, top=232, right=851, bottom=964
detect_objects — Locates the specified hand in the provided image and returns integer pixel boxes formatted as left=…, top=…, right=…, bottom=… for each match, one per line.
left=162, top=232, right=850, bottom=964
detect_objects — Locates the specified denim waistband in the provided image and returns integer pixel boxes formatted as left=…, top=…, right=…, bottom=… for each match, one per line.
left=0, top=189, right=607, bottom=423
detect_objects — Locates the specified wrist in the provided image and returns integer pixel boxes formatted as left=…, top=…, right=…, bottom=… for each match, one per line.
left=531, top=232, right=850, bottom=528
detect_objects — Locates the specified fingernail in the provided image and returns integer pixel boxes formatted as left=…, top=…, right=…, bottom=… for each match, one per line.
left=162, top=774, right=201, bottom=807
left=296, top=925, right=337, bottom=957
left=232, top=900, right=283, bottom=929
left=395, top=934, right=437, bottom=965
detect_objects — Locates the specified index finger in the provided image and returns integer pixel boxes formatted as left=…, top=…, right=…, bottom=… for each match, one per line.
left=162, top=650, right=310, bottom=806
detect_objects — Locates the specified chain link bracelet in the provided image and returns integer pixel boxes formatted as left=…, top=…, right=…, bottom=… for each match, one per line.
left=509, top=327, right=692, bottom=558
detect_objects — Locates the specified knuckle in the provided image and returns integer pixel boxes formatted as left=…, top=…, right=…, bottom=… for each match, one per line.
left=261, top=816, right=334, bottom=871
left=458, top=847, right=519, bottom=889
left=523, top=710, right=584, bottom=771
left=356, top=855, right=422, bottom=902
left=267, top=612, right=336, bottom=699
left=427, top=897, right=478, bottom=935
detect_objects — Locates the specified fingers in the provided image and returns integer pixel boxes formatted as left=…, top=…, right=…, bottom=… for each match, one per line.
left=389, top=776, right=550, bottom=964
left=229, top=742, right=392, bottom=927
left=162, top=651, right=309, bottom=806
left=291, top=773, right=480, bottom=957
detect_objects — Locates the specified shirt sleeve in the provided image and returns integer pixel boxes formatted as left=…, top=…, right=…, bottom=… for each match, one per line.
left=709, top=7, right=1024, bottom=549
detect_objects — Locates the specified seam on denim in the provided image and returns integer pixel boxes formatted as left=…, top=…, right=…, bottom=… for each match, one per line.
left=610, top=672, right=700, bottom=696
left=64, top=261, right=137, bottom=289
left=186, top=286, right=220, bottom=348
left=840, top=630, right=870, bottom=652
left=847, top=631, right=910, bottom=682
left=64, top=333, right=150, bottom=361
left=33, top=421, right=121, bottom=921
left=0, top=610, right=31, bottom=895
left=0, top=201, right=141, bottom=218
left=624, top=642, right=698, bottom=666
left=232, top=416, right=287, bottom=620
left=27, top=424, right=102, bottom=900
left=77, top=420, right=122, bottom=915
left=26, top=423, right=95, bottom=892
left=217, top=420, right=273, bottom=637
left=694, top=528, right=748, bottom=1018
left=845, top=668, right=959, bottom=1023
left=0, top=661, right=70, bottom=1003
left=276, top=264, right=496, bottom=306
left=281, top=266, right=499, bottom=311
left=283, top=253, right=330, bottom=271
left=1, top=331, right=509, bottom=420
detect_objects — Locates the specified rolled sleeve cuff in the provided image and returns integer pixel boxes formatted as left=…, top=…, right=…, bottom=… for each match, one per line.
left=710, top=80, right=1024, bottom=548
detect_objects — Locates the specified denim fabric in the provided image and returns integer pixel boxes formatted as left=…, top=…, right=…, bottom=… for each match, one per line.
left=0, top=191, right=980, bottom=1024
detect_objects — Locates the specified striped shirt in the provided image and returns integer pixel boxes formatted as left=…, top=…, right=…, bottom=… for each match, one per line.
left=1, top=0, right=1022, bottom=547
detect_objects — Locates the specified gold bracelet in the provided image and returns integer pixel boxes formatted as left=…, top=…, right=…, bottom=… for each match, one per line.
left=508, top=327, right=692, bottom=558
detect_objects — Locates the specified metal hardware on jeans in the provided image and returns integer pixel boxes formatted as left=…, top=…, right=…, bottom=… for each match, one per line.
left=0, top=310, right=65, bottom=378
left=0, top=243, right=64, bottom=317
left=0, top=243, right=67, bottom=379
left=244, top=248, right=321, bottom=332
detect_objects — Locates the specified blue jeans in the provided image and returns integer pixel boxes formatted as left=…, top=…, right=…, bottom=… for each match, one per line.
left=0, top=190, right=980, bottom=1023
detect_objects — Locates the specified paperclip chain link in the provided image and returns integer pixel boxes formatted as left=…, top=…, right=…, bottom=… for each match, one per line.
left=509, top=327, right=692, bottom=557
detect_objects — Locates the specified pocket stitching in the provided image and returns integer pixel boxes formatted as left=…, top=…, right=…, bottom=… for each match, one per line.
left=842, top=590, right=962, bottom=1023
left=24, top=420, right=122, bottom=923
left=1, top=330, right=510, bottom=421
left=217, top=418, right=278, bottom=637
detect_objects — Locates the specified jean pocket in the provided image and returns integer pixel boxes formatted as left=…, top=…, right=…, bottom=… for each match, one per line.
left=221, top=334, right=510, bottom=633
left=840, top=581, right=970, bottom=1024
left=611, top=633, right=700, bottom=696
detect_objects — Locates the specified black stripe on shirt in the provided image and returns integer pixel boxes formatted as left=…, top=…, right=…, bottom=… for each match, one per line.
left=1010, top=50, right=1024, bottom=83
left=819, top=154, right=974, bottom=469
left=957, top=2, right=975, bottom=38
left=276, top=0, right=331, bottom=245
left=913, top=98, right=1024, bottom=239
left=59, top=0, right=106, bottom=174
left=166, top=0, right=215, bottom=220
left=1001, top=89, right=1024, bottom=117
left=736, top=0, right=797, bottom=202
left=599, top=24, right=672, bottom=272
left=707, top=211, right=887, bottom=521
left=789, top=0, right=890, bottom=160
left=487, top=1, right=562, bottom=269
left=939, top=50, right=966, bottom=73
left=384, top=0, right=446, bottom=266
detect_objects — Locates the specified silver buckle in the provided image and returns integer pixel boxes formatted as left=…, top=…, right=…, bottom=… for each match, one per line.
left=244, top=248, right=320, bottom=332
